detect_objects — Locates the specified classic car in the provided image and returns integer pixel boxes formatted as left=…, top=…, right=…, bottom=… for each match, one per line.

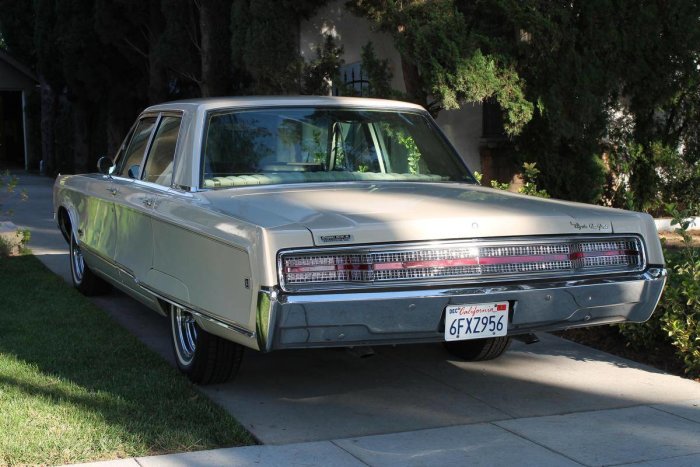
left=53, top=96, right=666, bottom=384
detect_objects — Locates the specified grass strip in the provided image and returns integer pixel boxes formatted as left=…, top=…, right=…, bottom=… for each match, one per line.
left=0, top=255, right=254, bottom=466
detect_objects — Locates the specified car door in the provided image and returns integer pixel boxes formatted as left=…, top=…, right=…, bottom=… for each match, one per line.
left=73, top=124, right=139, bottom=283
left=74, top=174, right=119, bottom=281
left=135, top=114, right=189, bottom=297
left=111, top=115, right=158, bottom=294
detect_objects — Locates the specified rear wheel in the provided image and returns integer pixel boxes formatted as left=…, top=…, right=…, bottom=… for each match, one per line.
left=69, top=230, right=109, bottom=295
left=170, top=304, right=244, bottom=384
left=443, top=336, right=512, bottom=361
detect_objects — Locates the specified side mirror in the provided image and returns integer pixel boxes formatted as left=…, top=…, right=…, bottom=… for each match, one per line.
left=127, top=164, right=140, bottom=179
left=97, top=156, right=115, bottom=176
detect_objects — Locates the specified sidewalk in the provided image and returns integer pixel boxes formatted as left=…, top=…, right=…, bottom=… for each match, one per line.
left=10, top=173, right=700, bottom=467
left=77, top=400, right=700, bottom=466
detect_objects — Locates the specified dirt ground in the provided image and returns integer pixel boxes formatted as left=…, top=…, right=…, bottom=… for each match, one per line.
left=658, top=229, right=700, bottom=248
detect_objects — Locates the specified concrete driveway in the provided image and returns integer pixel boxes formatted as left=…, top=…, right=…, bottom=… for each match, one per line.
left=12, top=172, right=700, bottom=466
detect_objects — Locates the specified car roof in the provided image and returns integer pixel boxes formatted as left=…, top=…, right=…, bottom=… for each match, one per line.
left=144, top=96, right=426, bottom=113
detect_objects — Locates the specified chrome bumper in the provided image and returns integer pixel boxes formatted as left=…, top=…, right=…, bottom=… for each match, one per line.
left=255, top=268, right=666, bottom=352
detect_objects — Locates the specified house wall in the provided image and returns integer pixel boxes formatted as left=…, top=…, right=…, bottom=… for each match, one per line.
left=435, top=103, right=483, bottom=171
left=299, top=1, right=405, bottom=92
left=300, top=0, right=483, bottom=171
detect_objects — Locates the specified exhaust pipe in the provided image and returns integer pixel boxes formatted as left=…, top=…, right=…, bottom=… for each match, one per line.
left=513, top=333, right=540, bottom=345
left=346, top=346, right=376, bottom=358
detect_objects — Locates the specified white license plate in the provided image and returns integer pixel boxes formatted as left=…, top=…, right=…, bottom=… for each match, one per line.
left=444, top=302, right=509, bottom=341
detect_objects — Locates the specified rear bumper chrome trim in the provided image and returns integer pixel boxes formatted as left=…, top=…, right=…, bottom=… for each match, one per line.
left=256, top=268, right=666, bottom=352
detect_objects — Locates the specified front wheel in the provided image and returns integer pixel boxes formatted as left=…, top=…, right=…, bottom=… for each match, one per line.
left=443, top=336, right=512, bottom=361
left=69, top=230, right=109, bottom=295
left=170, top=304, right=244, bottom=384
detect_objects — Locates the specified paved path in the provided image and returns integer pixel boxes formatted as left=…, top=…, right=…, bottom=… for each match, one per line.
left=10, top=173, right=700, bottom=466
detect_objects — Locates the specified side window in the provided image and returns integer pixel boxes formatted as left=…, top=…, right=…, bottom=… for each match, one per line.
left=117, top=117, right=157, bottom=178
left=142, top=116, right=181, bottom=186
left=113, top=124, right=136, bottom=170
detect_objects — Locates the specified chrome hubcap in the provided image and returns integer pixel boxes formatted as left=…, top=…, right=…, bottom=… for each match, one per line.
left=173, top=305, right=198, bottom=365
left=71, top=237, right=85, bottom=282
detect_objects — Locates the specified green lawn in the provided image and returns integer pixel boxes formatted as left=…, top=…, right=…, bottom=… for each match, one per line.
left=0, top=255, right=254, bottom=466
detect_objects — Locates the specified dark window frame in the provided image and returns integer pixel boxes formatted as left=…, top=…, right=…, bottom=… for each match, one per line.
left=141, top=113, right=183, bottom=187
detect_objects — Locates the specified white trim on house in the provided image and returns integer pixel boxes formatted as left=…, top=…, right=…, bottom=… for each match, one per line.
left=655, top=217, right=700, bottom=232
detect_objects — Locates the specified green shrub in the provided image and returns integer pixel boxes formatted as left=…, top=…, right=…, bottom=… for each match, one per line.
left=477, top=162, right=551, bottom=198
left=620, top=249, right=700, bottom=377
left=519, top=162, right=550, bottom=198
left=0, top=235, right=12, bottom=257
left=619, top=207, right=700, bottom=378
left=660, top=252, right=700, bottom=375
left=0, top=170, right=27, bottom=218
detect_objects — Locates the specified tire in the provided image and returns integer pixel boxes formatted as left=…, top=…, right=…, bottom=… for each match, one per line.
left=443, top=336, right=512, bottom=361
left=69, top=230, right=109, bottom=295
left=170, top=304, right=244, bottom=384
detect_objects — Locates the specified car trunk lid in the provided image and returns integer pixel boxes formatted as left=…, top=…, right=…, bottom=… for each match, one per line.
left=203, top=182, right=621, bottom=246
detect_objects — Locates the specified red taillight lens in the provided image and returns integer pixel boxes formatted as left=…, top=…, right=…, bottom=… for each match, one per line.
left=280, top=238, right=644, bottom=290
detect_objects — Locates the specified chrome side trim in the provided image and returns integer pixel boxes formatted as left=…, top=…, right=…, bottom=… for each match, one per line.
left=78, top=242, right=135, bottom=279
left=139, top=283, right=254, bottom=339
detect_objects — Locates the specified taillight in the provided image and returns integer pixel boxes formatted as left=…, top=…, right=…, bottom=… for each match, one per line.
left=280, top=238, right=644, bottom=291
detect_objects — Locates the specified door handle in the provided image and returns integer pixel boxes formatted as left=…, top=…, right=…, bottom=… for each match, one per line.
left=142, top=198, right=155, bottom=207
left=106, top=188, right=119, bottom=196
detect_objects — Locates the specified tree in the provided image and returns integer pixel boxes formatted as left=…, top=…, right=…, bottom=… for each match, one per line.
left=349, top=0, right=533, bottom=132
left=54, top=0, right=114, bottom=172
left=159, top=0, right=235, bottom=97
left=0, top=1, right=34, bottom=65
left=505, top=0, right=622, bottom=202
left=303, top=34, right=344, bottom=95
left=95, top=0, right=164, bottom=105
left=240, top=0, right=304, bottom=94
left=231, top=0, right=328, bottom=94
left=610, top=1, right=700, bottom=212
left=350, top=0, right=700, bottom=206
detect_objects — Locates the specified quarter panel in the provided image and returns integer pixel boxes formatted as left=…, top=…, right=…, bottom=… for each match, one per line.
left=150, top=195, right=258, bottom=334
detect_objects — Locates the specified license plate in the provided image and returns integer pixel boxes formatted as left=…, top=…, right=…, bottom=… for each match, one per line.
left=444, top=302, right=509, bottom=341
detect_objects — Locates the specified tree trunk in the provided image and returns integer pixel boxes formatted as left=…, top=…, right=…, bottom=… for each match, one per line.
left=148, top=0, right=168, bottom=103
left=39, top=78, right=57, bottom=175
left=106, top=108, right=126, bottom=159
left=199, top=0, right=232, bottom=97
left=72, top=101, right=91, bottom=173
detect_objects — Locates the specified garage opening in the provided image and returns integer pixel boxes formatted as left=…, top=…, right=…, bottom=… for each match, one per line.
left=0, top=90, right=25, bottom=169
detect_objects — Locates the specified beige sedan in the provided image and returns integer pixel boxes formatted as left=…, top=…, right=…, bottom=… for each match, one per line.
left=53, top=97, right=666, bottom=384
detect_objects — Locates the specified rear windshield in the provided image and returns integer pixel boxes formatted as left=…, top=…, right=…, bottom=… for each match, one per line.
left=201, top=107, right=475, bottom=189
